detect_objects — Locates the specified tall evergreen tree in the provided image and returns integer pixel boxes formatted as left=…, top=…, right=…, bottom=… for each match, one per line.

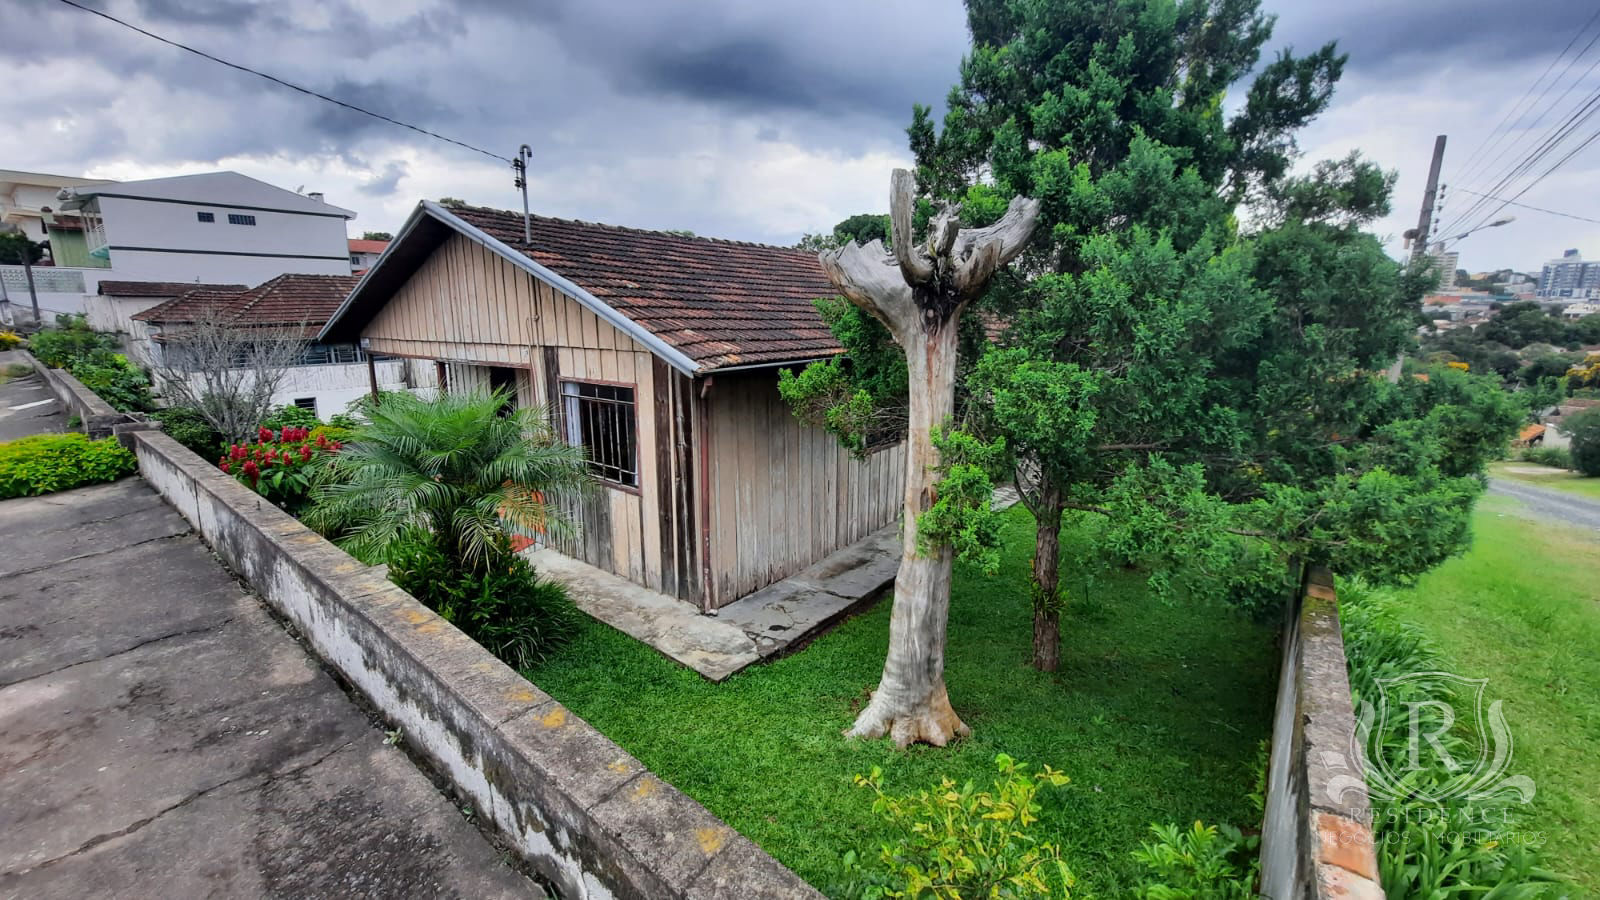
left=787, top=0, right=1523, bottom=711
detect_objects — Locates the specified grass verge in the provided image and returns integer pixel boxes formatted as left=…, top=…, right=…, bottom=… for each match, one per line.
left=1383, top=494, right=1600, bottom=891
left=529, top=507, right=1276, bottom=896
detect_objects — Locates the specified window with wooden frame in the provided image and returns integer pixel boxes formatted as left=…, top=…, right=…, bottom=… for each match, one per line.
left=561, top=381, right=637, bottom=488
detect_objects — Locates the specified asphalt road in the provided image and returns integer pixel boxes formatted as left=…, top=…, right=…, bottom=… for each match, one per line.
left=1487, top=477, right=1600, bottom=534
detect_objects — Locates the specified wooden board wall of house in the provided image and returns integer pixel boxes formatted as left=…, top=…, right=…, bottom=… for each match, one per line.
left=321, top=202, right=906, bottom=610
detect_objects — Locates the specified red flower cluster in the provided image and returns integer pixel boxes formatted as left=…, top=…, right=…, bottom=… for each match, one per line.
left=217, top=425, right=342, bottom=487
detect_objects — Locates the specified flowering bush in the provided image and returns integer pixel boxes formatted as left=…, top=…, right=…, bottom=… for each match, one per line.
left=218, top=425, right=342, bottom=512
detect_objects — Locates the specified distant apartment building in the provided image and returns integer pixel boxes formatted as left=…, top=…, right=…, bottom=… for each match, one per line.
left=1536, top=249, right=1600, bottom=299
left=1430, top=248, right=1460, bottom=290
left=5, top=170, right=359, bottom=320
left=55, top=172, right=357, bottom=286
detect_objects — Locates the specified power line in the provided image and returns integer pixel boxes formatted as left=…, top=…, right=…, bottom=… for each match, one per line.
left=1450, top=124, right=1600, bottom=238
left=1449, top=7, right=1600, bottom=191
left=1453, top=189, right=1600, bottom=226
left=1441, top=84, right=1600, bottom=236
left=1443, top=38, right=1600, bottom=233
left=52, top=0, right=511, bottom=164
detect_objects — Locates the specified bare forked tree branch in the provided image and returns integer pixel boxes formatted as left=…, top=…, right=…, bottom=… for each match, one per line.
left=154, top=305, right=310, bottom=443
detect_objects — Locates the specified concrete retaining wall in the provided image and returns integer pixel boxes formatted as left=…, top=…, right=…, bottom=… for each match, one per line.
left=19, top=349, right=142, bottom=439
left=129, top=429, right=818, bottom=900
left=1260, top=566, right=1384, bottom=899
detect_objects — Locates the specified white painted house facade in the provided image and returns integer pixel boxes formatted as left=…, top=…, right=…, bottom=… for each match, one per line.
left=55, top=172, right=356, bottom=285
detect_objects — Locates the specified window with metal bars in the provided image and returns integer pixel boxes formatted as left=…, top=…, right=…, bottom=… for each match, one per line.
left=561, top=381, right=637, bottom=488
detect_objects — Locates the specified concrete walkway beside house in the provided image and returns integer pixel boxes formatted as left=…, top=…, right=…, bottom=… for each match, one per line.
left=0, top=477, right=541, bottom=898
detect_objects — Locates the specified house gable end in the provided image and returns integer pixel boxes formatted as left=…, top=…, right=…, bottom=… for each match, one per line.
left=320, top=201, right=699, bottom=375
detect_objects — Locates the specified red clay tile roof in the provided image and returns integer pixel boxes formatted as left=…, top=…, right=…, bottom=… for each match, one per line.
left=450, top=205, right=843, bottom=370
left=133, top=274, right=359, bottom=334
left=99, top=280, right=248, bottom=297
left=131, top=288, right=249, bottom=324
left=348, top=238, right=389, bottom=254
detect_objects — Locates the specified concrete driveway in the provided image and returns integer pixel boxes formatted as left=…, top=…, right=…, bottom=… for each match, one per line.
left=0, top=364, right=65, bottom=441
left=0, top=478, right=542, bottom=898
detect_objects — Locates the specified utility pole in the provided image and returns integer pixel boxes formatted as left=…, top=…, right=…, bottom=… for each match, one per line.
left=1408, top=134, right=1447, bottom=263
left=513, top=144, right=533, bottom=246
left=20, top=252, right=40, bottom=327
left=1394, top=135, right=1447, bottom=383
left=0, top=255, right=12, bottom=327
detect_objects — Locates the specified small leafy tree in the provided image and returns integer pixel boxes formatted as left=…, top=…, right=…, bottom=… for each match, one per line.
left=305, top=389, right=590, bottom=569
left=1566, top=406, right=1600, bottom=476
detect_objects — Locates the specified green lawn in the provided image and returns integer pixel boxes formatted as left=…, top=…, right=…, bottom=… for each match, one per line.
left=1492, top=460, right=1600, bottom=501
left=1385, top=494, right=1600, bottom=891
left=529, top=507, right=1276, bottom=896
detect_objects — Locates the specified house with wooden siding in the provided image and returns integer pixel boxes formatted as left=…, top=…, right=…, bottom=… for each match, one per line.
left=319, top=200, right=906, bottom=610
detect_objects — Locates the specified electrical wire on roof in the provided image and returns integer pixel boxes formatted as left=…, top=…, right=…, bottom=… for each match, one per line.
left=51, top=0, right=512, bottom=165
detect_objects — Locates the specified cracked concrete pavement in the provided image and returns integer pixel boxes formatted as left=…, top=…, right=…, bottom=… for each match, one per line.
left=0, top=478, right=542, bottom=898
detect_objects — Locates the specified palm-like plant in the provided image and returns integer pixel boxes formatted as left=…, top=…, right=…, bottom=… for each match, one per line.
left=306, top=389, right=590, bottom=568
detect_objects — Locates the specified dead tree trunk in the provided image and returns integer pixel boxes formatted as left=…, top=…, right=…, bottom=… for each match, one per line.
left=819, top=169, right=1040, bottom=747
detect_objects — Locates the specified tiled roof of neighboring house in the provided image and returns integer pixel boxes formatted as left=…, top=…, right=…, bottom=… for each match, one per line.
left=131, top=288, right=250, bottom=324
left=230, top=273, right=362, bottom=327
left=1518, top=423, right=1546, bottom=443
left=449, top=205, right=842, bottom=370
left=100, top=280, right=248, bottom=297
left=134, top=274, right=359, bottom=338
left=348, top=238, right=389, bottom=254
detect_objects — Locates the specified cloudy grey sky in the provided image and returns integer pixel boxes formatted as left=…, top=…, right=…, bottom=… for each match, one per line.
left=3, top=0, right=1596, bottom=273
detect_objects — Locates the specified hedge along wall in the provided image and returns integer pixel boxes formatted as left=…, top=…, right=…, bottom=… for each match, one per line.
left=129, top=430, right=818, bottom=900
left=1260, top=566, right=1384, bottom=899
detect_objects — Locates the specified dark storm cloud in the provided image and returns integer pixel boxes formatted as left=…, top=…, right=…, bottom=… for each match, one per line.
left=357, top=161, right=408, bottom=197
left=1269, top=0, right=1595, bottom=77
left=1, top=0, right=1587, bottom=256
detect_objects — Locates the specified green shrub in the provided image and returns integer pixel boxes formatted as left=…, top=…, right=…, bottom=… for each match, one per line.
left=1566, top=406, right=1600, bottom=477
left=1521, top=445, right=1571, bottom=470
left=26, top=325, right=152, bottom=412
left=154, top=406, right=225, bottom=458
left=0, top=433, right=136, bottom=498
left=28, top=325, right=115, bottom=369
left=1132, top=822, right=1258, bottom=899
left=834, top=754, right=1074, bottom=899
left=69, top=352, right=153, bottom=412
left=385, top=531, right=580, bottom=669
left=259, top=403, right=322, bottom=430
left=308, top=423, right=358, bottom=445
